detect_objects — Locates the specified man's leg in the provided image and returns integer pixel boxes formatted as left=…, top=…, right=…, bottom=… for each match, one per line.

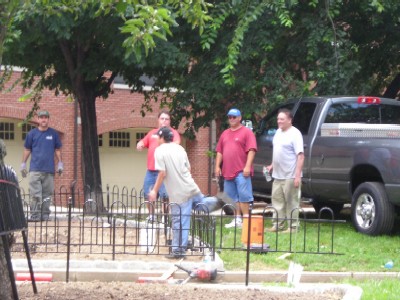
left=143, top=170, right=157, bottom=219
left=170, top=198, right=193, bottom=254
left=269, top=179, right=287, bottom=230
left=41, top=173, right=54, bottom=221
left=29, top=172, right=42, bottom=221
left=283, top=179, right=301, bottom=229
left=192, top=194, right=219, bottom=213
left=223, top=179, right=242, bottom=228
left=236, top=172, right=254, bottom=216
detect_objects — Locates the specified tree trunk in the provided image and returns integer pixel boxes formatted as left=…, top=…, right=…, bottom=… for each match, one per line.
left=383, top=73, right=400, bottom=99
left=77, top=88, right=105, bottom=212
left=0, top=238, right=13, bottom=300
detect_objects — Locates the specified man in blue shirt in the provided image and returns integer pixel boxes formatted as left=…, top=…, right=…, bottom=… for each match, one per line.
left=21, top=110, right=63, bottom=221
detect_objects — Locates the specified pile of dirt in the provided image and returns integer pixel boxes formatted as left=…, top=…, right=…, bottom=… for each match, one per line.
left=17, top=281, right=344, bottom=300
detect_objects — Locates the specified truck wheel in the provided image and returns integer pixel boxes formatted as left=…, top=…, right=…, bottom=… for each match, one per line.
left=351, top=182, right=395, bottom=235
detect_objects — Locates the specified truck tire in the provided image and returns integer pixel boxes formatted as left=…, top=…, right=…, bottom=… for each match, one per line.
left=351, top=182, right=395, bottom=235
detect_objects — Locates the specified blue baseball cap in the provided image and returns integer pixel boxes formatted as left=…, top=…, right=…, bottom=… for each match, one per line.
left=227, top=108, right=241, bottom=117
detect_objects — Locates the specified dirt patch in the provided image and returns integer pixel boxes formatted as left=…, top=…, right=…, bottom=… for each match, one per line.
left=12, top=216, right=344, bottom=300
left=16, top=281, right=344, bottom=300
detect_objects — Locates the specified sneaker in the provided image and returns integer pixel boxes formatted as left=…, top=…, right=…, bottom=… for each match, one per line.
left=225, top=218, right=242, bottom=228
left=282, top=227, right=299, bottom=234
left=164, top=252, right=186, bottom=259
left=266, top=226, right=285, bottom=232
left=145, top=215, right=155, bottom=222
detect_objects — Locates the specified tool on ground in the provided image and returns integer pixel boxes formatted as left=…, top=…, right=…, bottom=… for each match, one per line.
left=137, top=263, right=181, bottom=283
left=175, top=262, right=218, bottom=284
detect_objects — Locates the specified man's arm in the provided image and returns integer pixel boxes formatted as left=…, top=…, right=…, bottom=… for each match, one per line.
left=20, top=149, right=31, bottom=178
left=294, top=152, right=304, bottom=188
left=55, top=149, right=62, bottom=163
left=21, top=148, right=31, bottom=164
left=214, top=152, right=223, bottom=177
left=136, top=130, right=152, bottom=150
left=243, top=149, right=256, bottom=177
left=148, top=170, right=166, bottom=201
left=172, top=129, right=181, bottom=145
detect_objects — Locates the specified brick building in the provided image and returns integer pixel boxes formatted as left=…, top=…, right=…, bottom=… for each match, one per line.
left=0, top=71, right=217, bottom=205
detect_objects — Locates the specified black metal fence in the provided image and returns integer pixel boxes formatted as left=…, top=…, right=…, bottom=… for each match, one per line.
left=10, top=184, right=344, bottom=261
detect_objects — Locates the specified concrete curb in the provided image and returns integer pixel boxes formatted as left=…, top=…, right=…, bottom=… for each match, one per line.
left=10, top=259, right=376, bottom=299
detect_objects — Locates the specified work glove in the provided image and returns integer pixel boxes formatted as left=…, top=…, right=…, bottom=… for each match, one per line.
left=20, top=162, right=28, bottom=178
left=57, top=161, right=64, bottom=176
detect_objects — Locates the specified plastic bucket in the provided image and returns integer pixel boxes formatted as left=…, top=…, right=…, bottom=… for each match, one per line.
left=241, top=214, right=264, bottom=245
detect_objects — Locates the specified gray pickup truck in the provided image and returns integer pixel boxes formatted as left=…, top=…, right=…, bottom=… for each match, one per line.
left=252, top=96, right=400, bottom=235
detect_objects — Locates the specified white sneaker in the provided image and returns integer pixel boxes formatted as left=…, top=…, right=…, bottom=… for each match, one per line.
left=225, top=218, right=242, bottom=228
left=146, top=215, right=155, bottom=222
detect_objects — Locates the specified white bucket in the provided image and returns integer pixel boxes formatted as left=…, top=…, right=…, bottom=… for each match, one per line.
left=287, top=261, right=303, bottom=286
left=139, top=227, right=157, bottom=254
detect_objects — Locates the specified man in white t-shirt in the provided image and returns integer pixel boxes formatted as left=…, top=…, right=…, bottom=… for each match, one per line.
left=148, top=127, right=203, bottom=259
left=266, top=108, right=304, bottom=233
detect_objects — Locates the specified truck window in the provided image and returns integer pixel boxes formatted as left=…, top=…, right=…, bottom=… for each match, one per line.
left=258, top=103, right=294, bottom=139
left=292, top=102, right=317, bottom=135
left=324, top=103, right=400, bottom=124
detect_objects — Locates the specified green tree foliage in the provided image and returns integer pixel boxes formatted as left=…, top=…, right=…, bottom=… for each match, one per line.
left=3, top=0, right=209, bottom=201
left=0, top=1, right=26, bottom=299
left=139, top=0, right=400, bottom=136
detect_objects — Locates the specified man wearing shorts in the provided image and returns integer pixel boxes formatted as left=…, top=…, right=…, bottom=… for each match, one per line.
left=215, top=108, right=257, bottom=228
left=136, top=110, right=180, bottom=221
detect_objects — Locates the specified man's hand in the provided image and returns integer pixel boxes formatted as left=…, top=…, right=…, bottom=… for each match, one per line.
left=136, top=141, right=145, bottom=151
left=57, top=161, right=64, bottom=176
left=214, top=167, right=221, bottom=177
left=148, top=190, right=157, bottom=202
left=20, top=162, right=27, bottom=178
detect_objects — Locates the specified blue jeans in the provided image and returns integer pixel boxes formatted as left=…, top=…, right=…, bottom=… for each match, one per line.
left=192, top=194, right=219, bottom=213
left=170, top=193, right=203, bottom=253
left=143, top=170, right=168, bottom=199
left=224, top=172, right=254, bottom=203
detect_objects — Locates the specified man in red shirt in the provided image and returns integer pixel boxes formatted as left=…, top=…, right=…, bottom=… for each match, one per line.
left=215, top=108, right=257, bottom=228
left=136, top=110, right=180, bottom=221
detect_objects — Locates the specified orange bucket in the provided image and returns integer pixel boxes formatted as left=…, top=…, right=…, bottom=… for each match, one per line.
left=241, top=214, right=264, bottom=245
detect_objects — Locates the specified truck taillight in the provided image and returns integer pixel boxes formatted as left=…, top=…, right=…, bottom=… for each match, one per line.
left=357, top=96, right=381, bottom=104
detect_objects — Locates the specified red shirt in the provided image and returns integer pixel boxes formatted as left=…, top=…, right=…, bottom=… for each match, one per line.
left=141, top=128, right=181, bottom=170
left=216, top=126, right=257, bottom=180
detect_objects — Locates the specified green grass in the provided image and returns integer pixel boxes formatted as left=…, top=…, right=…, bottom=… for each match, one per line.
left=214, top=210, right=400, bottom=299
left=338, top=278, right=400, bottom=300
left=215, top=210, right=400, bottom=272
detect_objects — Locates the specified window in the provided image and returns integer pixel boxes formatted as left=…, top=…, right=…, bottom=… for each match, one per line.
left=324, top=103, right=400, bottom=124
left=98, top=134, right=103, bottom=147
left=292, top=102, right=317, bottom=135
left=259, top=103, right=295, bottom=140
left=0, top=122, right=14, bottom=140
left=22, top=123, right=35, bottom=140
left=136, top=132, right=146, bottom=142
left=109, top=131, right=130, bottom=148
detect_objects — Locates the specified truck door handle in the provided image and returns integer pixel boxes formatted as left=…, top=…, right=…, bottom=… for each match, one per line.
left=320, top=154, right=324, bottom=164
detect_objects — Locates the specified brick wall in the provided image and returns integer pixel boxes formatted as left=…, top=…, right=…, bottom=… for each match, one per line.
left=0, top=71, right=214, bottom=201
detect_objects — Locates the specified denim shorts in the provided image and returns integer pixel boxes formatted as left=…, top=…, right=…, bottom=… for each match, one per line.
left=143, top=170, right=168, bottom=199
left=224, top=172, right=254, bottom=203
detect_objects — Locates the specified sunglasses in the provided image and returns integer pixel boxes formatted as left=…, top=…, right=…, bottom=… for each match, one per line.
left=228, top=116, right=237, bottom=119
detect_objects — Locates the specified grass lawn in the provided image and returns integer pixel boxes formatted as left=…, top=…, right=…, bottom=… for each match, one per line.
left=215, top=206, right=400, bottom=299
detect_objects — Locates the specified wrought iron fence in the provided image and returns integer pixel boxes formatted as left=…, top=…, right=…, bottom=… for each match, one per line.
left=11, top=184, right=344, bottom=262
